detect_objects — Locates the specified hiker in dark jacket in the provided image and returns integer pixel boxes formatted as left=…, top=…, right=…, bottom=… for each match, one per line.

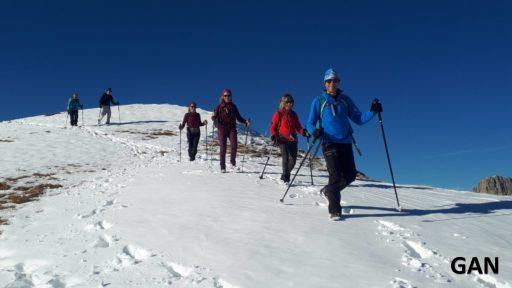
left=67, top=93, right=83, bottom=126
left=179, top=102, right=207, bottom=161
left=211, top=89, right=251, bottom=172
left=98, top=88, right=119, bottom=125
left=306, top=68, right=381, bottom=220
left=270, top=94, right=310, bottom=182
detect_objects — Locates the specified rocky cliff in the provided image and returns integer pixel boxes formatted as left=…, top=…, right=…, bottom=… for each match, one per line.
left=473, top=176, right=512, bottom=195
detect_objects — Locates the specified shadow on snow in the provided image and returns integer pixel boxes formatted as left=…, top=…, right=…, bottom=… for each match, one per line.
left=343, top=201, right=512, bottom=222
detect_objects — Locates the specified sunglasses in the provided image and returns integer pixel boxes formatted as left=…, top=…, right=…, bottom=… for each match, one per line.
left=285, top=101, right=294, bottom=104
left=190, top=106, right=196, bottom=108
left=223, top=94, right=231, bottom=97
left=325, top=79, right=340, bottom=84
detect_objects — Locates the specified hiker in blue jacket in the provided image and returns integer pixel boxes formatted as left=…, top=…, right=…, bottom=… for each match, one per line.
left=67, top=93, right=83, bottom=126
left=307, top=68, right=382, bottom=220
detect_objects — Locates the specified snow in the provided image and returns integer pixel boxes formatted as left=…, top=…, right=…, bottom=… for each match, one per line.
left=1, top=104, right=511, bottom=287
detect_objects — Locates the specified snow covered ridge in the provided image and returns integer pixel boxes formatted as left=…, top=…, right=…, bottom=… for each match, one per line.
left=1, top=104, right=512, bottom=287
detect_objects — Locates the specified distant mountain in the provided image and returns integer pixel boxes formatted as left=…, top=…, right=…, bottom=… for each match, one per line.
left=473, top=175, right=512, bottom=195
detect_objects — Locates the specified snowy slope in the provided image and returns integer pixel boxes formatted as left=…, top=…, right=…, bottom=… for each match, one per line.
left=0, top=104, right=511, bottom=288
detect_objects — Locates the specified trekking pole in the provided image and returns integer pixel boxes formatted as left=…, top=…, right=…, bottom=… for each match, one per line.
left=351, top=134, right=363, bottom=156
left=310, top=137, right=322, bottom=161
left=179, top=129, right=182, bottom=162
left=117, top=105, right=121, bottom=123
left=205, top=123, right=208, bottom=160
left=280, top=137, right=319, bottom=203
left=81, top=108, right=84, bottom=126
left=307, top=137, right=314, bottom=185
left=376, top=104, right=401, bottom=212
left=210, top=125, right=215, bottom=164
left=241, top=124, right=250, bottom=173
left=65, top=112, right=69, bottom=128
left=259, top=140, right=275, bottom=179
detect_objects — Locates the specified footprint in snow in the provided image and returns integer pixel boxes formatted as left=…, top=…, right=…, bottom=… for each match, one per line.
left=92, top=234, right=113, bottom=248
left=4, top=261, right=70, bottom=288
left=376, top=220, right=452, bottom=284
left=84, top=220, right=113, bottom=231
left=111, top=245, right=151, bottom=270
left=77, top=208, right=100, bottom=219
left=403, top=240, right=434, bottom=260
left=390, top=277, right=416, bottom=288
left=162, top=261, right=235, bottom=287
left=103, top=199, right=116, bottom=207
left=473, top=273, right=512, bottom=288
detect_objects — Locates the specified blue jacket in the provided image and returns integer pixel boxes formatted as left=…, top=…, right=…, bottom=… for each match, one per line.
left=307, top=90, right=375, bottom=144
left=67, top=98, right=83, bottom=110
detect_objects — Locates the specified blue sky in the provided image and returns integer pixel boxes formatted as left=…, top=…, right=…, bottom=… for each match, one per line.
left=1, top=0, right=510, bottom=191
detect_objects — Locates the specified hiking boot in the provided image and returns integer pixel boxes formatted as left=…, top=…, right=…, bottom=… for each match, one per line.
left=221, top=168, right=227, bottom=173
left=329, top=213, right=342, bottom=221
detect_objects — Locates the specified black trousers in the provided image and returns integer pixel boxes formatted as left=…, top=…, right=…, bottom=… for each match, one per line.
left=280, top=141, right=298, bottom=181
left=323, top=142, right=357, bottom=214
left=187, top=131, right=201, bottom=160
left=69, top=110, right=79, bottom=126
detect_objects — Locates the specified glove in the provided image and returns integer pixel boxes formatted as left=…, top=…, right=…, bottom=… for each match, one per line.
left=313, top=128, right=323, bottom=139
left=370, top=99, right=383, bottom=113
left=179, top=124, right=184, bottom=130
left=302, top=129, right=310, bottom=138
left=270, top=135, right=278, bottom=145
left=67, top=109, right=71, bottom=113
left=203, top=120, right=208, bottom=125
left=245, top=119, right=251, bottom=127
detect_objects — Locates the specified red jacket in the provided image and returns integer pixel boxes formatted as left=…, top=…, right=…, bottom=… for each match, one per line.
left=270, top=109, right=305, bottom=142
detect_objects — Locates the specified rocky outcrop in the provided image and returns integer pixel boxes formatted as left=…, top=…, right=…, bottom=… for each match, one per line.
left=473, top=176, right=512, bottom=195
left=356, top=171, right=370, bottom=180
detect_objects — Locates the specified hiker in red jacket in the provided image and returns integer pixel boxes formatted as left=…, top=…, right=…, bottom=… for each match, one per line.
left=179, top=102, right=207, bottom=161
left=211, top=89, right=251, bottom=173
left=270, top=94, right=310, bottom=182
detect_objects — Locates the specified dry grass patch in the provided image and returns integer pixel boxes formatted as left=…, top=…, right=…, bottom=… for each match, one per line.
left=67, top=163, right=82, bottom=168
left=0, top=139, right=14, bottom=143
left=5, top=175, right=30, bottom=182
left=33, top=172, right=56, bottom=178
left=0, top=182, right=10, bottom=190
left=150, top=130, right=177, bottom=136
left=7, top=183, right=63, bottom=204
